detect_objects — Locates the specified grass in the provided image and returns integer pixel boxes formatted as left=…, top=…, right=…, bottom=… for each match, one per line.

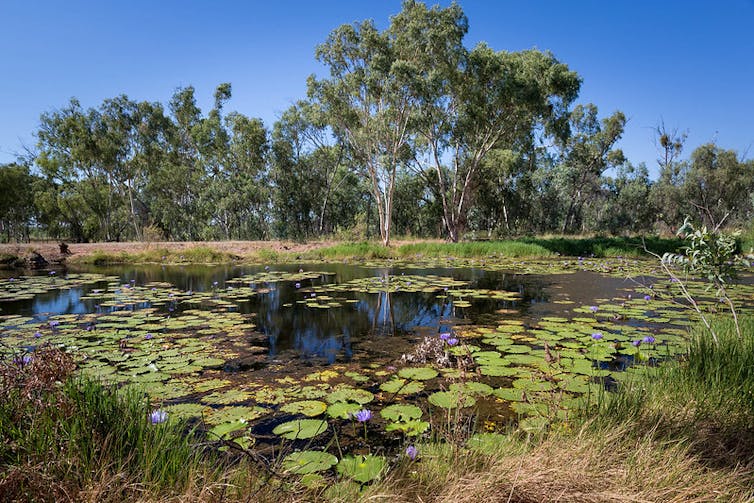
left=587, top=315, right=754, bottom=467
left=306, top=236, right=682, bottom=261
left=70, top=246, right=240, bottom=265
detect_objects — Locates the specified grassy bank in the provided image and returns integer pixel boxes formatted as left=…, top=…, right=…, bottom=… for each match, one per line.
left=68, top=245, right=241, bottom=265
left=306, top=236, right=682, bottom=261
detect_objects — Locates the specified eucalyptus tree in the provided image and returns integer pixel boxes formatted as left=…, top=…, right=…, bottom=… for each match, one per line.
left=0, top=163, right=37, bottom=242
left=649, top=123, right=688, bottom=231
left=683, top=144, right=754, bottom=227
left=553, top=104, right=626, bottom=234
left=36, top=98, right=120, bottom=241
left=308, top=14, right=414, bottom=246
left=270, top=101, right=359, bottom=239
left=391, top=1, right=581, bottom=242
left=146, top=85, right=209, bottom=240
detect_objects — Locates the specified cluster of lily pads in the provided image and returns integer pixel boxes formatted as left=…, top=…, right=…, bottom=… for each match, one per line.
left=3, top=260, right=754, bottom=486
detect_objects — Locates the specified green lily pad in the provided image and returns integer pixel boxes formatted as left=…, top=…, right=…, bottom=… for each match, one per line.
left=280, top=400, right=328, bottom=417
left=326, top=387, right=374, bottom=405
left=282, top=450, right=338, bottom=475
left=273, top=419, right=328, bottom=440
left=326, top=402, right=362, bottom=419
left=337, top=454, right=386, bottom=483
left=380, top=403, right=423, bottom=422
left=428, top=390, right=476, bottom=409
left=379, top=378, right=425, bottom=395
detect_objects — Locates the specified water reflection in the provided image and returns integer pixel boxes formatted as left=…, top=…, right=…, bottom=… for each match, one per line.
left=3, top=263, right=552, bottom=362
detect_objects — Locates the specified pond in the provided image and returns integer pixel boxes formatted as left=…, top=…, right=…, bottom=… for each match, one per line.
left=2, top=257, right=753, bottom=468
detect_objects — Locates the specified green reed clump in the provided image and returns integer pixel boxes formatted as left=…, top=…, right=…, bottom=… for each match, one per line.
left=311, top=242, right=393, bottom=259
left=397, top=241, right=552, bottom=258
left=0, top=347, right=213, bottom=500
left=518, top=235, right=682, bottom=257
left=586, top=315, right=754, bottom=466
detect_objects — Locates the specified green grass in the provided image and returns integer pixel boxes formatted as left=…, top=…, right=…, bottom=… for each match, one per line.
left=396, top=241, right=552, bottom=258
left=71, top=246, right=239, bottom=265
left=307, top=242, right=394, bottom=260
left=586, top=315, right=754, bottom=466
left=518, top=235, right=682, bottom=257
left=0, top=348, right=217, bottom=500
left=305, top=236, right=681, bottom=261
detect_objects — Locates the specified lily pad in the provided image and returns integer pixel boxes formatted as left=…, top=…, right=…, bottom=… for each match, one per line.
left=283, top=450, right=338, bottom=475
left=273, top=419, right=328, bottom=440
left=428, top=390, right=476, bottom=409
left=336, top=454, right=386, bottom=483
left=397, top=366, right=438, bottom=381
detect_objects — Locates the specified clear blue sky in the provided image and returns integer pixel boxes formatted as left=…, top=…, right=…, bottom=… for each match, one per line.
left=1, top=0, right=753, bottom=176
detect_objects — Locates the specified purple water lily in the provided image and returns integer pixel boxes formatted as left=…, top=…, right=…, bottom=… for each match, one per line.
left=642, top=335, right=656, bottom=344
left=150, top=409, right=168, bottom=424
left=405, top=445, right=418, bottom=460
left=34, top=331, right=42, bottom=338
left=145, top=333, right=153, bottom=340
left=632, top=339, right=642, bottom=347
left=354, top=409, right=372, bottom=423
left=447, top=337, right=459, bottom=346
left=14, top=355, right=32, bottom=367
left=589, top=306, right=599, bottom=313
left=591, top=332, right=603, bottom=340
left=644, top=294, right=652, bottom=301
left=295, top=282, right=301, bottom=289
left=439, top=332, right=451, bottom=341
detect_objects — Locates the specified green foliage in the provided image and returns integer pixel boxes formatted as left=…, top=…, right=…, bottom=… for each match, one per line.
left=588, top=316, right=754, bottom=464
left=664, top=218, right=746, bottom=286
left=0, top=370, right=205, bottom=497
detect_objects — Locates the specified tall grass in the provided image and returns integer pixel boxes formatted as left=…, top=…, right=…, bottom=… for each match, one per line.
left=0, top=348, right=215, bottom=500
left=71, top=246, right=238, bottom=265
left=588, top=315, right=754, bottom=466
left=397, top=241, right=552, bottom=258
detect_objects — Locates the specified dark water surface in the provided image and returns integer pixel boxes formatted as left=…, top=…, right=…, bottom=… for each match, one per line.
left=2, top=263, right=640, bottom=366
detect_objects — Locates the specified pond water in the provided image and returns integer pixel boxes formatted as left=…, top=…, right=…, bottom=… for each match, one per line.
left=2, top=258, right=752, bottom=461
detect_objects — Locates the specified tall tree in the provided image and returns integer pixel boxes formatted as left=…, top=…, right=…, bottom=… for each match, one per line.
left=554, top=104, right=626, bottom=233
left=308, top=15, right=413, bottom=246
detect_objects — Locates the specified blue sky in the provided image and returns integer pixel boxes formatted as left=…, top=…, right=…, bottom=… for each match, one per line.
left=1, top=0, right=753, bottom=177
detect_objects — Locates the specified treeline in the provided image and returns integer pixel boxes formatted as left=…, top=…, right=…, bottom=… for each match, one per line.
left=2, top=1, right=753, bottom=244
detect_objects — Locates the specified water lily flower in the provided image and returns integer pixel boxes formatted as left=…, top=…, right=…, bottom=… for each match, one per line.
left=644, top=294, right=651, bottom=301
left=295, top=282, right=301, bottom=289
left=14, top=355, right=32, bottom=367
left=49, top=320, right=59, bottom=329
left=439, top=332, right=451, bottom=341
left=310, top=292, right=316, bottom=298
left=34, top=331, right=42, bottom=338
left=589, top=306, right=599, bottom=313
left=405, top=445, right=418, bottom=460
left=212, top=281, right=218, bottom=287
left=49, top=271, right=56, bottom=276
left=447, top=337, right=459, bottom=346
left=632, top=339, right=642, bottom=347
left=642, top=335, right=655, bottom=344
left=354, top=409, right=372, bottom=422
left=150, top=409, right=168, bottom=424
left=145, top=333, right=153, bottom=340
left=591, top=332, right=603, bottom=340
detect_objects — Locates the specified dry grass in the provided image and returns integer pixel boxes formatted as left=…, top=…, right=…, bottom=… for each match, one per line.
left=361, top=426, right=753, bottom=503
